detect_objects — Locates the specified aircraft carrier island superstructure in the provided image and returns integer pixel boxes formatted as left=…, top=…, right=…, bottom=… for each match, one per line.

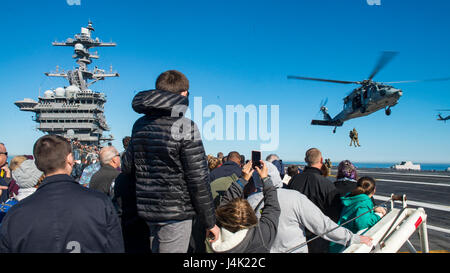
left=15, top=21, right=119, bottom=145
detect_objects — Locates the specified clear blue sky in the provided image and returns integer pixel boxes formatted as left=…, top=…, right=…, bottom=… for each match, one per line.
left=1, top=0, right=449, bottom=163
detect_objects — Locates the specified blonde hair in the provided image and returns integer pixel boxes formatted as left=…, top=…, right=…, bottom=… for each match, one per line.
left=9, top=156, right=28, bottom=171
left=208, top=156, right=221, bottom=171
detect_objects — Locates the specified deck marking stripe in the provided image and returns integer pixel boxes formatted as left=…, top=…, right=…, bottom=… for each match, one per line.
left=376, top=178, right=450, bottom=187
left=357, top=171, right=450, bottom=178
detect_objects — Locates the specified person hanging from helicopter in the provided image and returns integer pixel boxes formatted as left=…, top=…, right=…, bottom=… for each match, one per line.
left=288, top=51, right=450, bottom=132
left=349, top=128, right=360, bottom=147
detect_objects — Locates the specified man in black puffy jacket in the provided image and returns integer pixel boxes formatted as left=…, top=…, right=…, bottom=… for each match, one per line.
left=122, top=70, right=219, bottom=253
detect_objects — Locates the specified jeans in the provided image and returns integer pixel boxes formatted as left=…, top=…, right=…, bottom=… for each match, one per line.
left=148, top=219, right=193, bottom=253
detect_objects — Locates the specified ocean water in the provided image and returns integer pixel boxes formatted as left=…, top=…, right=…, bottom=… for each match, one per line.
left=284, top=161, right=450, bottom=171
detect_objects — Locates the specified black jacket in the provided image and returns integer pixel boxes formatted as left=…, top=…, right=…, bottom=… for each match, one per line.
left=288, top=166, right=341, bottom=221
left=209, top=161, right=242, bottom=182
left=113, top=173, right=151, bottom=253
left=0, top=174, right=124, bottom=253
left=89, top=164, right=120, bottom=196
left=122, top=89, right=216, bottom=230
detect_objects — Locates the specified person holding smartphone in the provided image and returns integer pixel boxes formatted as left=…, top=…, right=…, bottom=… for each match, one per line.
left=207, top=161, right=281, bottom=253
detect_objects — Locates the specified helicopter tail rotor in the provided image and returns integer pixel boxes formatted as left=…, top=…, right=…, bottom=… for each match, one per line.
left=316, top=98, right=329, bottom=116
left=319, top=97, right=328, bottom=108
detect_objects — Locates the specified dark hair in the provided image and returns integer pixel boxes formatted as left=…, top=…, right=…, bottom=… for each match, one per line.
left=33, top=135, right=72, bottom=174
left=215, top=198, right=258, bottom=233
left=122, top=136, right=131, bottom=149
left=155, top=70, right=189, bottom=93
left=227, top=151, right=241, bottom=161
left=287, top=165, right=300, bottom=177
left=240, top=155, right=245, bottom=165
left=349, top=176, right=376, bottom=197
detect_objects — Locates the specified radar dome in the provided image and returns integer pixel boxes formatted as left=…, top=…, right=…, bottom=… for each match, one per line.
left=54, top=87, right=65, bottom=97
left=65, top=85, right=80, bottom=98
left=44, top=90, right=54, bottom=98
left=74, top=43, right=85, bottom=52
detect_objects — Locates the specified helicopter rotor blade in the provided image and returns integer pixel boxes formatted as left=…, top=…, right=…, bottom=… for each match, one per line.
left=384, top=77, right=450, bottom=84
left=368, top=51, right=398, bottom=81
left=287, top=75, right=359, bottom=85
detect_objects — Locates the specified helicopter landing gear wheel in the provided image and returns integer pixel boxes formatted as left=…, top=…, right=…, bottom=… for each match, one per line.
left=385, top=107, right=391, bottom=116
left=333, top=127, right=337, bottom=134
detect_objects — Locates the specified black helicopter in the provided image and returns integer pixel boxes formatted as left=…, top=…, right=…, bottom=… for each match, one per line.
left=288, top=51, right=450, bottom=133
left=436, top=110, right=450, bottom=122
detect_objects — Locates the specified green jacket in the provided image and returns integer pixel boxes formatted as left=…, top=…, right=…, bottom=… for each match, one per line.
left=329, top=193, right=380, bottom=253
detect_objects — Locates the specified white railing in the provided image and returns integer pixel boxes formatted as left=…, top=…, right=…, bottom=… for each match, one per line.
left=343, top=194, right=429, bottom=253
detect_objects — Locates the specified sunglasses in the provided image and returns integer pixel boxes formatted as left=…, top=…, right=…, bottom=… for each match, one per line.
left=0, top=152, right=7, bottom=156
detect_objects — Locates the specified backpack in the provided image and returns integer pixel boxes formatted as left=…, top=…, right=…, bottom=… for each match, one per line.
left=210, top=173, right=239, bottom=208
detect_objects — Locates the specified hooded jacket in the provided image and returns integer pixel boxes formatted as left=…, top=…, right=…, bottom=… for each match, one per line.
left=336, top=193, right=380, bottom=233
left=329, top=193, right=380, bottom=253
left=122, top=89, right=216, bottom=229
left=208, top=177, right=280, bottom=253
left=11, top=159, right=43, bottom=201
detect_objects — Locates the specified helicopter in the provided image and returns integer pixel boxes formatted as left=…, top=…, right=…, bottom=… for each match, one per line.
left=288, top=51, right=450, bottom=133
left=436, top=110, right=450, bottom=122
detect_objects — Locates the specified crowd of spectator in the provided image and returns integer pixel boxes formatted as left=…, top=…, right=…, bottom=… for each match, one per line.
left=0, top=70, right=387, bottom=253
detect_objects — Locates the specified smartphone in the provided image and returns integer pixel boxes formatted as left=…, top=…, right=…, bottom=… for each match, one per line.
left=251, top=150, right=261, bottom=169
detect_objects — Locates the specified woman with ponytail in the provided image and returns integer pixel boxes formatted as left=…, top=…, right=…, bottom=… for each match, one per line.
left=329, top=176, right=386, bottom=252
